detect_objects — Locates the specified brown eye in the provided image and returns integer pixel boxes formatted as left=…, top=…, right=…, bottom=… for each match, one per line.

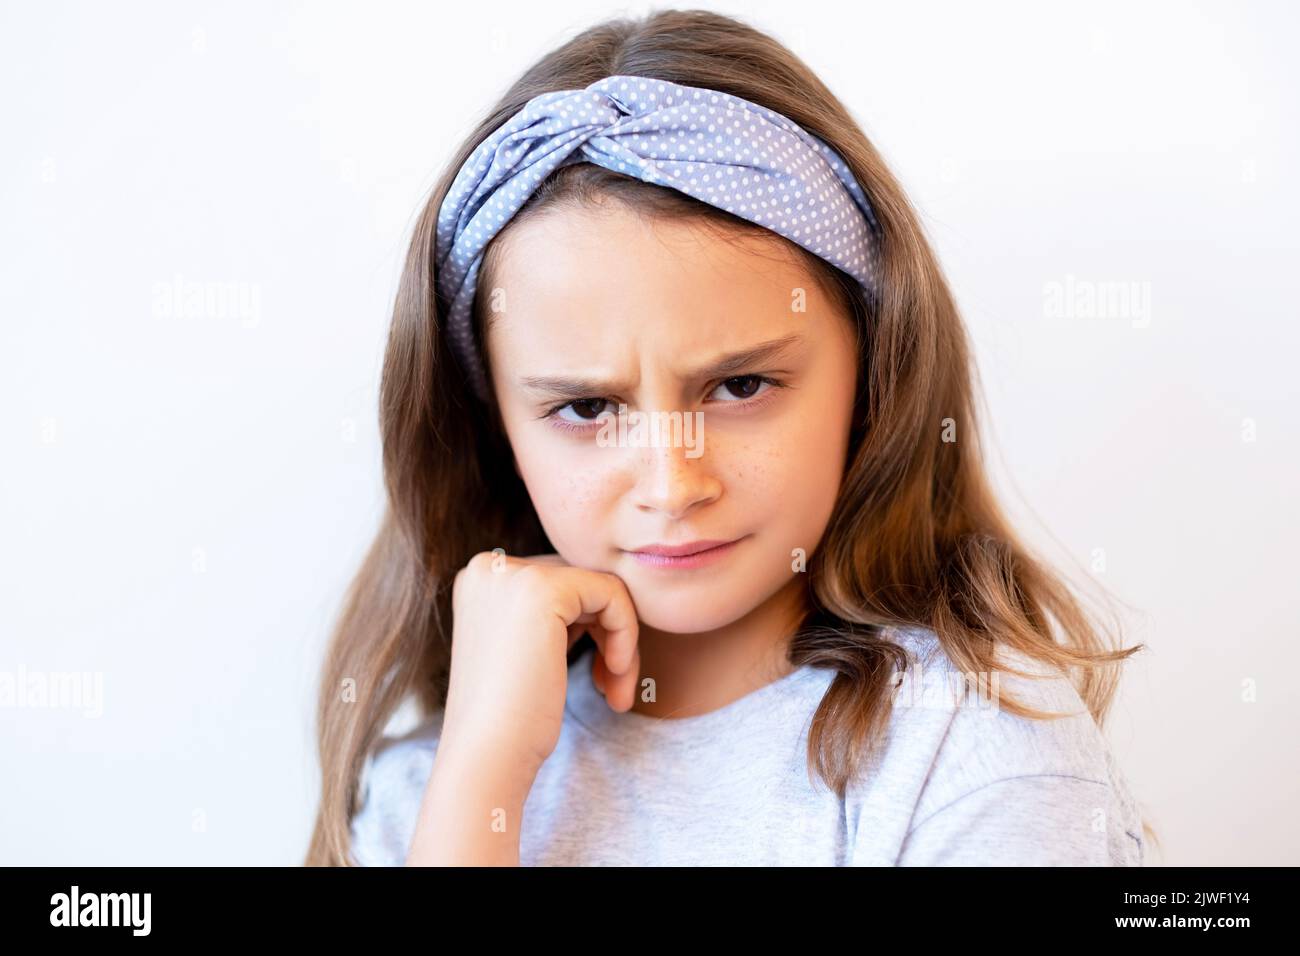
left=568, top=398, right=609, bottom=420
left=720, top=375, right=763, bottom=399
left=706, top=374, right=784, bottom=407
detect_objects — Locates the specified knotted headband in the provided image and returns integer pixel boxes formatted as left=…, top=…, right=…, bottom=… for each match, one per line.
left=435, top=74, right=883, bottom=401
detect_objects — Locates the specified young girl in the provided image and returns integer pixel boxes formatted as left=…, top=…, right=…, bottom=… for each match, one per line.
left=306, top=9, right=1152, bottom=866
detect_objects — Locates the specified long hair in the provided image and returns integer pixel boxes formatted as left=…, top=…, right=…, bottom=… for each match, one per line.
left=305, top=8, right=1153, bottom=866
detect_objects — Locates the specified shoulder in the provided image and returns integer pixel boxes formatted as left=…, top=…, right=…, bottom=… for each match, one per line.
left=347, top=711, right=444, bottom=866
left=883, top=624, right=1112, bottom=780
left=879, top=625, right=1145, bottom=865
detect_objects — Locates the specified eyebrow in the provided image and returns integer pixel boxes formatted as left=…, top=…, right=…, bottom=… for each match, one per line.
left=517, top=333, right=807, bottom=398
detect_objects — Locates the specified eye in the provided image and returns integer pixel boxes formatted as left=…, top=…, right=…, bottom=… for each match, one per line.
left=547, top=397, right=616, bottom=431
left=540, top=375, right=786, bottom=435
left=708, top=375, right=780, bottom=403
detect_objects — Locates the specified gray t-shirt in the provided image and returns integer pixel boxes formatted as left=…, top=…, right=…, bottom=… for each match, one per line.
left=348, top=626, right=1145, bottom=865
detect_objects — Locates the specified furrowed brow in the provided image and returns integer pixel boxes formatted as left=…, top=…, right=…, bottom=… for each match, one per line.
left=518, top=333, right=806, bottom=398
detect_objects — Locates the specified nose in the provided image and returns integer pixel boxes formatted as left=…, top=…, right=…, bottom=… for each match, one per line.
left=631, top=429, right=720, bottom=520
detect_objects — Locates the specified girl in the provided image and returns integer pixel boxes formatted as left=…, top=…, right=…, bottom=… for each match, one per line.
left=306, top=9, right=1153, bottom=866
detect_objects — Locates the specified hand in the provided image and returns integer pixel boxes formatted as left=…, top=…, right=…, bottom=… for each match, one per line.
left=443, top=549, right=641, bottom=772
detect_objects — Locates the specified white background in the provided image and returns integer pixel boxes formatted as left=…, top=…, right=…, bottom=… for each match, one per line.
left=2, top=0, right=1296, bottom=865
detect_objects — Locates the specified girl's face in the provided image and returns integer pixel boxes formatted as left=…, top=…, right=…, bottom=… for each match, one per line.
left=484, top=202, right=859, bottom=634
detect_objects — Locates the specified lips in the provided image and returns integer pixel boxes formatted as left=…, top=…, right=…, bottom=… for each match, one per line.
left=624, top=536, right=747, bottom=569
left=630, top=539, right=735, bottom=557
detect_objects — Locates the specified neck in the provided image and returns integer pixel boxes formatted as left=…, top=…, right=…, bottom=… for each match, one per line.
left=626, top=576, right=810, bottom=719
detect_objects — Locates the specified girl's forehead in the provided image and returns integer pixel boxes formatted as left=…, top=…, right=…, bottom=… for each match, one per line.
left=488, top=202, right=813, bottom=294
left=480, top=205, right=847, bottom=385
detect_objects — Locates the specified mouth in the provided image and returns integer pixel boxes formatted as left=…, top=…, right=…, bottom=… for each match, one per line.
left=623, top=535, right=748, bottom=569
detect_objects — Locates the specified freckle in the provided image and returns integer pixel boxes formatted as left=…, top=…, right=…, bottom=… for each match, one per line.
left=564, top=476, right=599, bottom=512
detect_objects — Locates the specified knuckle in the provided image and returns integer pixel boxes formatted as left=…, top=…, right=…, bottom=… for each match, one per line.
left=512, top=562, right=543, bottom=588
left=454, top=550, right=495, bottom=599
left=466, top=550, right=499, bottom=575
left=511, top=562, right=558, bottom=605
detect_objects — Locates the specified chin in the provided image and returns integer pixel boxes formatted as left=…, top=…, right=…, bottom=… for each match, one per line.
left=626, top=584, right=755, bottom=635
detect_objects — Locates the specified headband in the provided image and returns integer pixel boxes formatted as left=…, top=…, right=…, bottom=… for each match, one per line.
left=435, top=74, right=883, bottom=401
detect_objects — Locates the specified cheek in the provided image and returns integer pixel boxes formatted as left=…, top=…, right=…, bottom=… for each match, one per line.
left=725, top=439, right=785, bottom=502
left=735, top=405, right=848, bottom=501
left=548, top=468, right=607, bottom=517
left=514, top=443, right=615, bottom=549
left=725, top=406, right=851, bottom=550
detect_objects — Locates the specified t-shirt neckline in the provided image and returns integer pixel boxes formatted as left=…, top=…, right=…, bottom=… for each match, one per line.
left=564, top=645, right=834, bottom=751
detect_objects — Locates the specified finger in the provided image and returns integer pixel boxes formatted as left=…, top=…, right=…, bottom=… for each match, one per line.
left=580, top=621, right=636, bottom=711
left=571, top=570, right=639, bottom=678
left=545, top=566, right=638, bottom=709
left=521, top=552, right=569, bottom=566
left=603, top=645, right=640, bottom=712
left=566, top=614, right=607, bottom=652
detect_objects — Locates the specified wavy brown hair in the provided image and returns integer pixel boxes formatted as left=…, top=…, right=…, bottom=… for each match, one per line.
left=305, top=8, right=1154, bottom=866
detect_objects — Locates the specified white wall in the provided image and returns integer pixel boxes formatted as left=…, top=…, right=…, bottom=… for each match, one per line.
left=1, top=0, right=1295, bottom=865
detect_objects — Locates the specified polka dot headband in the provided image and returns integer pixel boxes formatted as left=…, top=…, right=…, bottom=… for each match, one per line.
left=435, top=74, right=883, bottom=401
